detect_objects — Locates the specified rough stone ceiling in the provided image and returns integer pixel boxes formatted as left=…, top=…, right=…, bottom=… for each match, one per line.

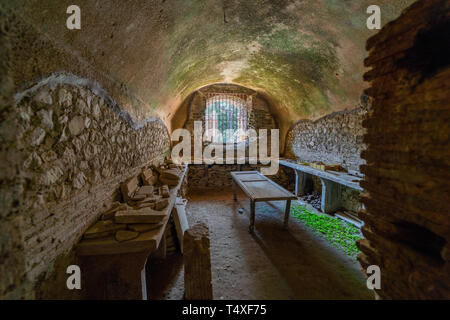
left=4, top=0, right=414, bottom=131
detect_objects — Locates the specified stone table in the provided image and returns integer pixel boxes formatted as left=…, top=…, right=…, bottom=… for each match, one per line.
left=279, top=159, right=363, bottom=213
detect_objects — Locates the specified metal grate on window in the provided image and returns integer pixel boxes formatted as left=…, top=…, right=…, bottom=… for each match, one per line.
left=204, top=93, right=249, bottom=143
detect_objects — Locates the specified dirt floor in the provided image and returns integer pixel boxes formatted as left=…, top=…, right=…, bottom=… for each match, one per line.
left=147, top=187, right=374, bottom=300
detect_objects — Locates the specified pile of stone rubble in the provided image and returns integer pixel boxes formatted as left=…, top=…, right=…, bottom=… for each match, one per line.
left=82, top=162, right=185, bottom=243
left=299, top=191, right=322, bottom=211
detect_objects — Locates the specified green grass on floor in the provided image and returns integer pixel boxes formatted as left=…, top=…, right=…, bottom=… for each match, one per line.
left=291, top=204, right=362, bottom=258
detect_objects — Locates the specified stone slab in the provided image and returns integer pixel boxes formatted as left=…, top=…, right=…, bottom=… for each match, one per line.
left=128, top=223, right=163, bottom=233
left=121, top=176, right=139, bottom=201
left=130, top=194, right=147, bottom=201
left=159, top=176, right=179, bottom=186
left=77, top=226, right=165, bottom=256
left=160, top=168, right=182, bottom=180
left=141, top=168, right=156, bottom=186
left=77, top=165, right=188, bottom=256
left=114, top=207, right=167, bottom=224
left=101, top=203, right=129, bottom=220
left=136, top=185, right=154, bottom=197
left=134, top=202, right=156, bottom=210
left=115, top=230, right=140, bottom=242
left=160, top=185, right=170, bottom=198
left=84, top=220, right=126, bottom=239
left=174, top=197, right=189, bottom=253
left=154, top=198, right=169, bottom=211
left=280, top=159, right=363, bottom=191
left=184, top=223, right=213, bottom=300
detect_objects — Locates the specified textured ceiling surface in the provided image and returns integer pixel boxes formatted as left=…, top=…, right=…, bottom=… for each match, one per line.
left=3, top=0, right=414, bottom=130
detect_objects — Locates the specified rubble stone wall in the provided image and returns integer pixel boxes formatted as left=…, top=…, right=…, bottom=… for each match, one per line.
left=187, top=164, right=294, bottom=191
left=183, top=84, right=277, bottom=135
left=0, top=74, right=170, bottom=299
left=284, top=106, right=367, bottom=212
left=182, top=84, right=283, bottom=189
left=0, top=12, right=27, bottom=299
left=285, top=107, right=367, bottom=173
left=359, top=0, right=450, bottom=299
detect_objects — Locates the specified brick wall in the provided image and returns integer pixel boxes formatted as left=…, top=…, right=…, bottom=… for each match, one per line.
left=0, top=74, right=170, bottom=299
left=358, top=0, right=450, bottom=299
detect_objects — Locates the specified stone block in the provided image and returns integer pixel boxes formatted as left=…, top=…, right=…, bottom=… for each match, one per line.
left=320, top=178, right=342, bottom=214
left=102, top=203, right=128, bottom=220
left=159, top=176, right=179, bottom=187
left=160, top=185, right=170, bottom=198
left=184, top=223, right=213, bottom=300
left=136, top=185, right=154, bottom=197
left=121, top=176, right=139, bottom=202
left=134, top=203, right=155, bottom=210
left=68, top=116, right=85, bottom=136
left=141, top=168, right=156, bottom=186
left=130, top=194, right=147, bottom=201
left=160, top=168, right=182, bottom=180
left=154, top=198, right=169, bottom=211
left=174, top=198, right=189, bottom=253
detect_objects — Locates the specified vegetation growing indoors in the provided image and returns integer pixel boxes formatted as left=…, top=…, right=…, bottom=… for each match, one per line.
left=291, top=204, right=362, bottom=258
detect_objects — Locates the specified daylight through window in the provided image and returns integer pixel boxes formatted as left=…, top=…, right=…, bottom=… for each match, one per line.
left=204, top=93, right=249, bottom=143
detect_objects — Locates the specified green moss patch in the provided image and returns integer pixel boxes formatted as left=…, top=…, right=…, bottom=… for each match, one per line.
left=291, top=204, right=362, bottom=258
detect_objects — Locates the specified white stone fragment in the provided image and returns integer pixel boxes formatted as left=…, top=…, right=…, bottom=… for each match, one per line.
left=73, top=172, right=87, bottom=189
left=92, top=103, right=101, bottom=119
left=34, top=89, right=52, bottom=105
left=84, top=117, right=91, bottom=129
left=38, top=109, right=54, bottom=130
left=76, top=98, right=88, bottom=114
left=30, top=127, right=46, bottom=146
left=68, top=116, right=85, bottom=136
left=40, top=167, right=64, bottom=185
left=58, top=88, right=72, bottom=106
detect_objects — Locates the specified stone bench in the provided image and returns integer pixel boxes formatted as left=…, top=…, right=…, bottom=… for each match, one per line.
left=279, top=159, right=363, bottom=214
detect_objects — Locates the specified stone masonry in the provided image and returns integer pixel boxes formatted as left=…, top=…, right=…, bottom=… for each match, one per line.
left=181, top=84, right=282, bottom=190
left=183, top=84, right=276, bottom=136
left=285, top=106, right=367, bottom=173
left=0, top=75, right=170, bottom=299
left=184, top=223, right=213, bottom=300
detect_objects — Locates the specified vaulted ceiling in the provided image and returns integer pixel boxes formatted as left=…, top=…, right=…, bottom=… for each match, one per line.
left=3, top=0, right=414, bottom=132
